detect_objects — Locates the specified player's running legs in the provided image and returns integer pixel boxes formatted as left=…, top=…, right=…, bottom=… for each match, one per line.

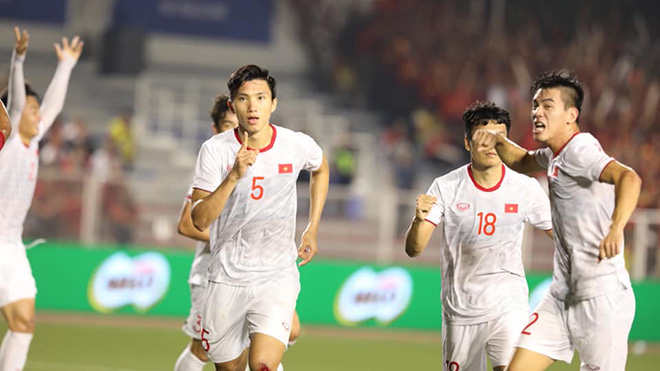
left=0, top=299, right=35, bottom=370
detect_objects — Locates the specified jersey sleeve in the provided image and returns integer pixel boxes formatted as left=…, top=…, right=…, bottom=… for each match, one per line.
left=192, top=142, right=221, bottom=194
left=531, top=147, right=552, bottom=169
left=562, top=135, right=614, bottom=181
left=185, top=185, right=193, bottom=201
left=298, top=132, right=324, bottom=172
left=524, top=177, right=553, bottom=230
left=424, top=178, right=445, bottom=226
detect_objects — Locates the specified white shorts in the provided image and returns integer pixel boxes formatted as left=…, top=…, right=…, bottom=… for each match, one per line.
left=0, top=243, right=37, bottom=308
left=182, top=283, right=207, bottom=339
left=200, top=272, right=300, bottom=363
left=516, top=288, right=635, bottom=370
left=442, top=310, right=528, bottom=370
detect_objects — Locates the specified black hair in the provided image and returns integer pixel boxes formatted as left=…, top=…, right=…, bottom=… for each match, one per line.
left=531, top=70, right=584, bottom=122
left=0, top=83, right=41, bottom=106
left=209, top=94, right=231, bottom=128
left=227, top=65, right=276, bottom=101
left=463, top=101, right=511, bottom=138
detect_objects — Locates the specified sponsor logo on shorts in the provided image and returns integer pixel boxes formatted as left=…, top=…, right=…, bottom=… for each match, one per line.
left=88, top=251, right=171, bottom=313
left=334, top=267, right=413, bottom=327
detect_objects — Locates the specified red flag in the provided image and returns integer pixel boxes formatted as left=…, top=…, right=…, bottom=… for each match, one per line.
left=279, top=163, right=293, bottom=174
left=505, top=203, right=518, bottom=213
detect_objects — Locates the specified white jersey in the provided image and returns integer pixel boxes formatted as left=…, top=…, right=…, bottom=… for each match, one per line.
left=425, top=164, right=552, bottom=325
left=0, top=51, right=76, bottom=245
left=192, top=125, right=323, bottom=285
left=533, top=132, right=631, bottom=302
left=184, top=186, right=210, bottom=287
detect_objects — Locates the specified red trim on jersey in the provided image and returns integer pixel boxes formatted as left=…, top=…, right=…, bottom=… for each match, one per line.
left=192, top=186, right=214, bottom=194
left=424, top=219, right=437, bottom=226
left=0, top=132, right=5, bottom=151
left=467, top=164, right=505, bottom=192
left=598, top=159, right=616, bottom=182
left=233, top=124, right=277, bottom=153
left=552, top=131, right=582, bottom=159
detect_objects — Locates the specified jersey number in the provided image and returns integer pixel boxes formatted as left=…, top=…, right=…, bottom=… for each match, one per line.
left=521, top=312, right=539, bottom=335
left=477, top=212, right=496, bottom=235
left=251, top=176, right=264, bottom=200
left=201, top=328, right=210, bottom=351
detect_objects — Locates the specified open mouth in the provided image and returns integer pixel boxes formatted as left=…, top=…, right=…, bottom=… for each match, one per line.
left=247, top=116, right=259, bottom=124
left=533, top=121, right=546, bottom=134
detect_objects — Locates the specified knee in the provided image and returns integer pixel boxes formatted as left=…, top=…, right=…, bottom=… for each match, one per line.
left=248, top=359, right=278, bottom=371
left=288, top=325, right=300, bottom=343
left=8, top=313, right=35, bottom=333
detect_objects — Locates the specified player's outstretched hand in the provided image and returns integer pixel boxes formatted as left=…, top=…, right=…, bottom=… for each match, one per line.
left=471, top=129, right=502, bottom=152
left=230, top=131, right=258, bottom=180
left=297, top=230, right=318, bottom=267
left=598, top=227, right=623, bottom=263
left=54, top=35, right=84, bottom=62
left=415, top=194, right=437, bottom=221
left=14, top=26, right=29, bottom=56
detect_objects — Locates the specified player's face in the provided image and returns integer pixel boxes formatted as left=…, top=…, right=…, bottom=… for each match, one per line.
left=18, top=95, right=41, bottom=140
left=531, top=88, right=577, bottom=144
left=212, top=111, right=239, bottom=135
left=466, top=120, right=507, bottom=169
left=230, top=79, right=277, bottom=135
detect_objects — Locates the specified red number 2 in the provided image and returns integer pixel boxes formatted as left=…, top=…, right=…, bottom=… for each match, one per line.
left=201, top=328, right=210, bottom=351
left=521, top=312, right=539, bottom=335
left=251, top=176, right=264, bottom=200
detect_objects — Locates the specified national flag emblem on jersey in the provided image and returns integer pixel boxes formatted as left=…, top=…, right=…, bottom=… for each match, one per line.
left=504, top=203, right=518, bottom=213
left=279, top=163, right=293, bottom=173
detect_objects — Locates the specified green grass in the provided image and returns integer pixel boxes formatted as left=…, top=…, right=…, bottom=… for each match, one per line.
left=1, top=315, right=658, bottom=371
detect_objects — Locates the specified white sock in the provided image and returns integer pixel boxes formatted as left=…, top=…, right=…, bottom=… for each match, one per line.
left=0, top=330, right=33, bottom=371
left=174, top=346, right=206, bottom=371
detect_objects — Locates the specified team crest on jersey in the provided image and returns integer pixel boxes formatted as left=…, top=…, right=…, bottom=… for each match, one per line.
left=456, top=202, right=470, bottom=211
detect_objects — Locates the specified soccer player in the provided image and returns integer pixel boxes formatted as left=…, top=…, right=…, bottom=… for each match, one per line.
left=0, top=101, right=10, bottom=150
left=405, top=101, right=553, bottom=371
left=472, top=71, right=641, bottom=371
left=190, top=65, right=329, bottom=371
left=174, top=95, right=303, bottom=371
left=0, top=27, right=83, bottom=370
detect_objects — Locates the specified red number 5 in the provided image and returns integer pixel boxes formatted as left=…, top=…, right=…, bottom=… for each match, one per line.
left=201, top=328, right=210, bottom=351
left=251, top=176, right=264, bottom=200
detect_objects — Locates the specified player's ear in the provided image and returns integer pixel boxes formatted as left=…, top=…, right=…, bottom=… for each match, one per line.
left=464, top=135, right=471, bottom=152
left=568, top=107, right=579, bottom=124
left=228, top=99, right=236, bottom=114
left=270, top=97, right=278, bottom=114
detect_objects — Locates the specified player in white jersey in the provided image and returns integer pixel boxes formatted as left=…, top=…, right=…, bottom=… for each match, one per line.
left=405, top=101, right=553, bottom=371
left=191, top=65, right=329, bottom=371
left=472, top=71, right=641, bottom=371
left=0, top=101, right=10, bottom=150
left=0, top=27, right=83, bottom=370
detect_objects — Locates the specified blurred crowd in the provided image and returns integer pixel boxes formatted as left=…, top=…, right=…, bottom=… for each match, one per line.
left=291, top=0, right=660, bottom=210
left=25, top=113, right=138, bottom=244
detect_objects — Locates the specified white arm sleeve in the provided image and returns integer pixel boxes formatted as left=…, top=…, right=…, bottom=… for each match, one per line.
left=192, top=142, right=222, bottom=193
left=7, top=50, right=26, bottom=133
left=299, top=132, right=324, bottom=172
left=524, top=178, right=553, bottom=230
left=425, top=179, right=445, bottom=226
left=37, top=56, right=77, bottom=140
left=561, top=135, right=614, bottom=182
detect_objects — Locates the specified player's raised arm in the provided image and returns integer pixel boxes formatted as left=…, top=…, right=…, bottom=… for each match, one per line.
left=7, top=27, right=28, bottom=129
left=472, top=129, right=543, bottom=175
left=177, top=196, right=210, bottom=242
left=191, top=131, right=257, bottom=231
left=597, top=161, right=642, bottom=262
left=298, top=155, right=329, bottom=267
left=405, top=194, right=437, bottom=257
left=38, top=35, right=83, bottom=135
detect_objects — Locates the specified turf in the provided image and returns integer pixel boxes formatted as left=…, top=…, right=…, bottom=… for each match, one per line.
left=1, top=317, right=658, bottom=370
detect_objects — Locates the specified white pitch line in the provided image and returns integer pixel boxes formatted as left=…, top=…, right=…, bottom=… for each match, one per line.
left=27, top=360, right=161, bottom=371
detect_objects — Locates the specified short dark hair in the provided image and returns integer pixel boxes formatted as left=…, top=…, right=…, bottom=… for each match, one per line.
left=227, top=65, right=276, bottom=101
left=531, top=70, right=584, bottom=122
left=209, top=94, right=231, bottom=128
left=463, top=101, right=511, bottom=138
left=0, top=83, right=41, bottom=106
